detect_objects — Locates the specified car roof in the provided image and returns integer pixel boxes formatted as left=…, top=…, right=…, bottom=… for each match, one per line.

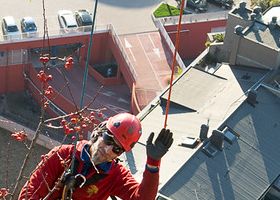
left=22, top=17, right=35, bottom=24
left=75, top=10, right=92, bottom=23
left=3, top=16, right=17, bottom=26
left=62, top=15, right=77, bottom=26
left=58, top=10, right=73, bottom=16
left=76, top=9, right=90, bottom=14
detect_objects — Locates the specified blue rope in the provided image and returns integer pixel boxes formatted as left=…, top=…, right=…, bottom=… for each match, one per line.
left=70, top=0, right=99, bottom=174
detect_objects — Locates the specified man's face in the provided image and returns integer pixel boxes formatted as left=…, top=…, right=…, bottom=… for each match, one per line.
left=90, top=132, right=124, bottom=165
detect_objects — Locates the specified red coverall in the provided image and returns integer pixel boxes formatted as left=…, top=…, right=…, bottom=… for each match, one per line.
left=19, top=140, right=159, bottom=200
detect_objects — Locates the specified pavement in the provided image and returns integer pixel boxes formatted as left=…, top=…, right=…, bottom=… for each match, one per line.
left=0, top=0, right=177, bottom=36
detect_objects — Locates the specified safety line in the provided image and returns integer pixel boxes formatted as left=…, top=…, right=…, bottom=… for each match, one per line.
left=164, top=0, right=186, bottom=128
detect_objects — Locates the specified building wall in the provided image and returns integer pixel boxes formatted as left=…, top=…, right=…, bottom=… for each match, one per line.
left=0, top=31, right=141, bottom=114
left=165, top=19, right=227, bottom=60
left=107, top=36, right=135, bottom=90
left=87, top=32, right=115, bottom=64
left=0, top=64, right=25, bottom=93
left=234, top=36, right=279, bottom=69
left=223, top=9, right=253, bottom=59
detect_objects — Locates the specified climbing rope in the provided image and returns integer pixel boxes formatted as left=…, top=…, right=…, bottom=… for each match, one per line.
left=79, top=0, right=99, bottom=108
left=164, top=0, right=186, bottom=128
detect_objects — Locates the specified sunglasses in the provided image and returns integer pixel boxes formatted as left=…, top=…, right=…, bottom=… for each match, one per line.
left=102, top=131, right=124, bottom=155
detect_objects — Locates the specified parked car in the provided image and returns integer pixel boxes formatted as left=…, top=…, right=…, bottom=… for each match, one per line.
left=207, top=0, right=233, bottom=9
left=74, top=10, right=93, bottom=27
left=186, top=0, right=208, bottom=13
left=1, top=16, right=20, bottom=40
left=20, top=17, right=38, bottom=38
left=57, top=10, right=77, bottom=32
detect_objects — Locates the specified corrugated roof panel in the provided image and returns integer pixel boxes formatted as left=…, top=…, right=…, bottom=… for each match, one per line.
left=160, top=86, right=280, bottom=200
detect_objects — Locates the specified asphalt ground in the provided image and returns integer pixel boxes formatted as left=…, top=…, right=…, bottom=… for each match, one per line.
left=0, top=0, right=238, bottom=39
left=0, top=0, right=177, bottom=37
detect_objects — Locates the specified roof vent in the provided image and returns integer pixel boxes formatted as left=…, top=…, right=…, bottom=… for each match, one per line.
left=210, top=130, right=224, bottom=151
left=234, top=25, right=244, bottom=35
left=239, top=1, right=247, bottom=12
left=199, top=124, right=209, bottom=141
left=269, top=16, right=278, bottom=30
left=271, top=16, right=278, bottom=24
left=180, top=137, right=199, bottom=148
left=247, top=89, right=258, bottom=107
left=253, top=6, right=262, bottom=20
left=250, top=13, right=256, bottom=21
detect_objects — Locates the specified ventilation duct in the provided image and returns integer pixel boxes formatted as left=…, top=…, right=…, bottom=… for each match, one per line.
left=234, top=25, right=244, bottom=35
left=239, top=1, right=246, bottom=11
left=210, top=130, right=224, bottom=151
left=269, top=16, right=278, bottom=30
left=253, top=6, right=262, bottom=20
left=199, top=124, right=209, bottom=141
left=250, top=13, right=256, bottom=21
left=247, top=89, right=257, bottom=107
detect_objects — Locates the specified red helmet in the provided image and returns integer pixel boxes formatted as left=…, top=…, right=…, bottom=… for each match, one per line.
left=106, top=113, right=142, bottom=151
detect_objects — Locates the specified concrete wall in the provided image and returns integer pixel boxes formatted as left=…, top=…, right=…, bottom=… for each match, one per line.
left=0, top=31, right=142, bottom=114
left=234, top=36, right=279, bottom=69
left=223, top=10, right=253, bottom=59
left=165, top=19, right=227, bottom=60
left=0, top=64, right=25, bottom=93
left=108, top=35, right=135, bottom=90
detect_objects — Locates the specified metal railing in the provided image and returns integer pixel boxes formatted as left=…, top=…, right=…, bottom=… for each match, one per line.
left=151, top=11, right=228, bottom=71
left=0, top=24, right=110, bottom=43
left=156, top=11, right=228, bottom=26
left=152, top=14, right=187, bottom=71
left=108, top=24, right=137, bottom=81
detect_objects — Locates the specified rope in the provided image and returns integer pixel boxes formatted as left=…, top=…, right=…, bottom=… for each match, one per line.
left=164, top=0, right=185, bottom=128
left=79, top=0, right=99, bottom=109
left=61, top=1, right=99, bottom=200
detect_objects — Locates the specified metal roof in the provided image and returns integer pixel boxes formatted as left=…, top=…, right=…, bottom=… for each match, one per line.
left=129, top=64, right=268, bottom=187
left=158, top=85, right=280, bottom=200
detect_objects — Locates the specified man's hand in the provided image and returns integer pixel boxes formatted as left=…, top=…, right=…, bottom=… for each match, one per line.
left=146, top=128, right=173, bottom=161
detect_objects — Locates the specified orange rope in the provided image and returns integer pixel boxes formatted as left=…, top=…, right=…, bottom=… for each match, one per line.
left=164, top=0, right=185, bottom=128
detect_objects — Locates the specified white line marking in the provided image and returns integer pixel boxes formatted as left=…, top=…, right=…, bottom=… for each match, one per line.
left=149, top=34, right=161, bottom=58
left=124, top=38, right=136, bottom=62
left=153, top=48, right=161, bottom=58
left=137, top=34, right=164, bottom=89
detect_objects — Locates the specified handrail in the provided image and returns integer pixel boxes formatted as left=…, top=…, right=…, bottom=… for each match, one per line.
left=156, top=11, right=228, bottom=26
left=152, top=14, right=187, bottom=71
left=107, top=24, right=137, bottom=81
left=151, top=11, right=228, bottom=72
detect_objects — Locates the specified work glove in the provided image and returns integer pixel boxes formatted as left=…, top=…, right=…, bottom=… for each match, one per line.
left=146, top=128, right=173, bottom=166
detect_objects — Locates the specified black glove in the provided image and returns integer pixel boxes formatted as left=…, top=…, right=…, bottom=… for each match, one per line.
left=146, top=128, right=173, bottom=161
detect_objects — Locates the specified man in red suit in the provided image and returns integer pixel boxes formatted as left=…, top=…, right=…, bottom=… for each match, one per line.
left=19, top=113, right=173, bottom=200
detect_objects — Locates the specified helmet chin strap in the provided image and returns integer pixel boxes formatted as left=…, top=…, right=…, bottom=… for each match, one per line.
left=87, top=144, right=100, bottom=173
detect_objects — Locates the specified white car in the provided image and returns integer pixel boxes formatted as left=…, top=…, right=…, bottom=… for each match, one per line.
left=57, top=10, right=77, bottom=33
left=20, top=17, right=38, bottom=38
left=1, top=16, right=20, bottom=40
